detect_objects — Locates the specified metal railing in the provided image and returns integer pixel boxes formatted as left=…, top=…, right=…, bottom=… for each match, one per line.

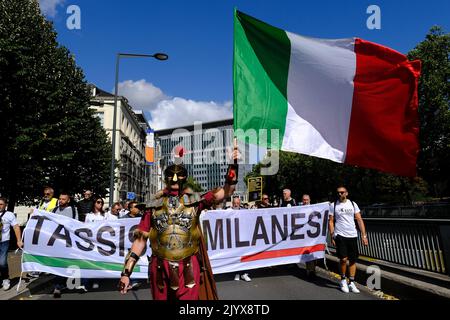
left=327, top=217, right=450, bottom=275
left=363, top=203, right=450, bottom=219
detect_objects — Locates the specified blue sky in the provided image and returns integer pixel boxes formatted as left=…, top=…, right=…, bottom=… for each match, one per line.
left=40, top=0, right=449, bottom=129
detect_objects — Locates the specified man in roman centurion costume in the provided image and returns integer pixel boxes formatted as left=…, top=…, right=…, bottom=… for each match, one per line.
left=118, top=147, right=239, bottom=300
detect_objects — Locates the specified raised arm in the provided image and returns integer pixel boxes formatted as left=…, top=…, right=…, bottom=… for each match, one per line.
left=212, top=142, right=240, bottom=203
left=212, top=163, right=238, bottom=203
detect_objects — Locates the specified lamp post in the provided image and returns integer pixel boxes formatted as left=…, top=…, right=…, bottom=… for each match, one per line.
left=109, top=52, right=168, bottom=208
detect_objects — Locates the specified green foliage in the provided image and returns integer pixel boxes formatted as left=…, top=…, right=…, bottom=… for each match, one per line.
left=408, top=26, right=450, bottom=198
left=246, top=151, right=428, bottom=206
left=185, top=176, right=203, bottom=192
left=0, top=0, right=112, bottom=208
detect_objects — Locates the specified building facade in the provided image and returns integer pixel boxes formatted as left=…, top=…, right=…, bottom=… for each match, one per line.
left=155, top=119, right=254, bottom=202
left=89, top=85, right=152, bottom=204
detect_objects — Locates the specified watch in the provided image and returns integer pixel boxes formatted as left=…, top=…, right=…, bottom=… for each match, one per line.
left=121, top=269, right=131, bottom=277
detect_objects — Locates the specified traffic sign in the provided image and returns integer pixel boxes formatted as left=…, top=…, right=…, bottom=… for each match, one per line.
left=247, top=177, right=263, bottom=202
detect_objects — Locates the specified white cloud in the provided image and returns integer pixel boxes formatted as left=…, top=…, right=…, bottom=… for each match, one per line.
left=39, top=0, right=65, bottom=17
left=118, top=79, right=167, bottom=111
left=116, top=79, right=233, bottom=130
left=149, top=98, right=233, bottom=130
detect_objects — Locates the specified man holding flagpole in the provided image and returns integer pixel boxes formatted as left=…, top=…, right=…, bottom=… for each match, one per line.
left=118, top=143, right=240, bottom=300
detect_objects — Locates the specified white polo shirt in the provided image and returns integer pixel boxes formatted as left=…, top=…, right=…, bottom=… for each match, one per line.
left=329, top=200, right=360, bottom=238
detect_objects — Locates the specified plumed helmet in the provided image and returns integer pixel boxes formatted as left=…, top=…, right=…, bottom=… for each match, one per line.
left=164, top=145, right=188, bottom=187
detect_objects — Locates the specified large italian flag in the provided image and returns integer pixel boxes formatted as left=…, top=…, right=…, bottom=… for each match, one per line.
left=233, top=10, right=421, bottom=176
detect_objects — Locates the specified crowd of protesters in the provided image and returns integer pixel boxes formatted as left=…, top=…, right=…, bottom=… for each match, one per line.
left=0, top=183, right=368, bottom=297
left=204, top=186, right=368, bottom=294
left=18, top=186, right=143, bottom=297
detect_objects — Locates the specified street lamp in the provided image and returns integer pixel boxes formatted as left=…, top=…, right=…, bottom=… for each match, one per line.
left=109, top=52, right=168, bottom=208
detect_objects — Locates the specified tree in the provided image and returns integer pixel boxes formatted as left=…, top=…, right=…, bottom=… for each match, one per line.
left=185, top=176, right=203, bottom=192
left=246, top=151, right=428, bottom=206
left=0, top=0, right=112, bottom=211
left=408, top=26, right=450, bottom=198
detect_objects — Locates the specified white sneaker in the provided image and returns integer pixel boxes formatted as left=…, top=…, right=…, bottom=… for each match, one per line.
left=75, top=285, right=88, bottom=292
left=340, top=279, right=349, bottom=293
left=28, top=272, right=40, bottom=278
left=234, top=274, right=240, bottom=281
left=130, top=282, right=140, bottom=290
left=2, top=279, right=10, bottom=291
left=241, top=273, right=251, bottom=282
left=348, top=281, right=360, bottom=293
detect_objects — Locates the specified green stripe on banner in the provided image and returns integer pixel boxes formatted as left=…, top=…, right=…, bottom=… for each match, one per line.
left=233, top=10, right=291, bottom=148
left=23, top=253, right=141, bottom=272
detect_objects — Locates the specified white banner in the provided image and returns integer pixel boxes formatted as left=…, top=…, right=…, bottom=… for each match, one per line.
left=22, top=204, right=329, bottom=278
left=200, top=202, right=330, bottom=274
left=22, top=209, right=151, bottom=279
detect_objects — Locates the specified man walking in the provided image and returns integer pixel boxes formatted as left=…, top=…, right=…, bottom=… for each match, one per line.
left=53, top=192, right=78, bottom=220
left=35, top=186, right=58, bottom=213
left=118, top=147, right=240, bottom=300
left=329, top=186, right=368, bottom=293
left=228, top=196, right=251, bottom=282
left=77, top=190, right=94, bottom=222
left=301, top=194, right=317, bottom=277
left=120, top=201, right=142, bottom=219
left=257, top=194, right=272, bottom=208
left=52, top=192, right=78, bottom=297
left=279, top=189, right=297, bottom=207
left=27, top=186, right=57, bottom=278
left=107, top=202, right=121, bottom=220
left=301, top=194, right=311, bottom=206
left=0, top=197, right=23, bottom=290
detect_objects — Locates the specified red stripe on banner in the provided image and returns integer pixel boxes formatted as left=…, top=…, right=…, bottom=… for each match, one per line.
left=346, top=38, right=421, bottom=177
left=240, top=244, right=325, bottom=262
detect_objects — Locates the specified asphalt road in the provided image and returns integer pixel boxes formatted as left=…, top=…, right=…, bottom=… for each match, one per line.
left=15, top=264, right=378, bottom=300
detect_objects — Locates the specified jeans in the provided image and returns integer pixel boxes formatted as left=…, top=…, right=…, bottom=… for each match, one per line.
left=0, top=241, right=9, bottom=280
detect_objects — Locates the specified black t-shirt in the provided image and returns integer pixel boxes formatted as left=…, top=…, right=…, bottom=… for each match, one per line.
left=280, top=198, right=297, bottom=207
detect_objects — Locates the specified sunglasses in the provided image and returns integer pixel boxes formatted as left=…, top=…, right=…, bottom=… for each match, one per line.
left=44, top=193, right=52, bottom=195
left=263, top=197, right=269, bottom=200
left=337, top=191, right=346, bottom=194
left=96, top=200, right=104, bottom=204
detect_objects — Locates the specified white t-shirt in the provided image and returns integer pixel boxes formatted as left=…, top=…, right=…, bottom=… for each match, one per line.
left=329, top=200, right=360, bottom=238
left=1, top=211, right=18, bottom=242
left=119, top=209, right=129, bottom=218
left=85, top=212, right=118, bottom=223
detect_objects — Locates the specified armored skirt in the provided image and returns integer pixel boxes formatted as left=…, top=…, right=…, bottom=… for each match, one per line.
left=136, top=190, right=218, bottom=300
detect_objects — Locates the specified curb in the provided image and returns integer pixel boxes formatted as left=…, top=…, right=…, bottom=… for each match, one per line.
left=324, top=254, right=450, bottom=300
left=9, top=274, right=55, bottom=300
left=314, top=265, right=397, bottom=300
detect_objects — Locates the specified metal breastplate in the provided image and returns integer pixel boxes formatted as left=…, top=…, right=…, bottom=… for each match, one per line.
left=149, top=194, right=201, bottom=261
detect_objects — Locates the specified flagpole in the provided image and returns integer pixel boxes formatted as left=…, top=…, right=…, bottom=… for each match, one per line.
left=233, top=137, right=239, bottom=197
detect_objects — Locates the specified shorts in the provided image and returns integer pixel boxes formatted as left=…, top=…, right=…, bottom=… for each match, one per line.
left=334, top=235, right=358, bottom=262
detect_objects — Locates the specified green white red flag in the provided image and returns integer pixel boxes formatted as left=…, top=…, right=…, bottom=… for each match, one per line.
left=233, top=10, right=421, bottom=176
